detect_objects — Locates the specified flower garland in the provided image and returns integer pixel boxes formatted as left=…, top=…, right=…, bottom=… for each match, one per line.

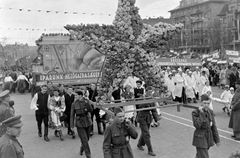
left=61, top=0, right=184, bottom=92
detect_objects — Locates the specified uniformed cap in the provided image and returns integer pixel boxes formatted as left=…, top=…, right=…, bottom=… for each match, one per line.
left=0, top=90, right=10, bottom=98
left=114, top=107, right=124, bottom=115
left=201, top=94, right=210, bottom=101
left=230, top=87, right=234, bottom=91
left=2, top=115, right=23, bottom=127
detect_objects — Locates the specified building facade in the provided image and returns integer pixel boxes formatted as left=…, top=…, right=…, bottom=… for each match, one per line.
left=169, top=0, right=228, bottom=54
left=218, top=0, right=240, bottom=51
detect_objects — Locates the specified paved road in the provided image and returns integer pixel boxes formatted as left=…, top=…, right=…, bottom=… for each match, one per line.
left=11, top=87, right=240, bottom=158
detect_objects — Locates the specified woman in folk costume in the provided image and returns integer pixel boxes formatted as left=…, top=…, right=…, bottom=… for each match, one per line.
left=49, top=88, right=66, bottom=141
left=201, top=80, right=213, bottom=110
left=165, top=72, right=175, bottom=100
left=199, top=71, right=208, bottom=96
left=173, top=68, right=187, bottom=103
left=3, top=73, right=14, bottom=93
left=185, top=71, right=197, bottom=103
left=16, top=72, right=29, bottom=94
left=121, top=84, right=135, bottom=122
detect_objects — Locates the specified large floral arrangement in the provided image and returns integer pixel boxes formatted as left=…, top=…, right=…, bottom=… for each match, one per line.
left=64, top=0, right=183, bottom=92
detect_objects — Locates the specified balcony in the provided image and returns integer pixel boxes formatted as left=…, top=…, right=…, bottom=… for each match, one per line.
left=191, top=18, right=203, bottom=23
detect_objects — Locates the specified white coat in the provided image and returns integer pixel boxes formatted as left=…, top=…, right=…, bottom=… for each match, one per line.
left=192, top=71, right=201, bottom=93
left=185, top=75, right=196, bottom=99
left=173, top=73, right=186, bottom=98
left=165, top=77, right=175, bottom=99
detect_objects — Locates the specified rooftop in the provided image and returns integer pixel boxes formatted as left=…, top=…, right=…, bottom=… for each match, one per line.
left=169, top=0, right=228, bottom=12
left=142, top=17, right=171, bottom=25
left=217, top=3, right=228, bottom=16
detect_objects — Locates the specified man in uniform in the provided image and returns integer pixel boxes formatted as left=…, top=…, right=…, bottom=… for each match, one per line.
left=136, top=87, right=160, bottom=156
left=30, top=84, right=50, bottom=141
left=229, top=80, right=240, bottom=140
left=0, top=90, right=14, bottom=137
left=70, top=90, right=93, bottom=158
left=0, top=115, right=24, bottom=158
left=103, top=107, right=138, bottom=158
left=192, top=94, right=220, bottom=158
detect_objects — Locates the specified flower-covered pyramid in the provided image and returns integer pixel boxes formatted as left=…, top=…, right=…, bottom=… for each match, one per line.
left=64, top=0, right=183, bottom=91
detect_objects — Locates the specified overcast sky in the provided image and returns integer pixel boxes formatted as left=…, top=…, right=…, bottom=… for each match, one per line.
left=0, top=0, right=179, bottom=46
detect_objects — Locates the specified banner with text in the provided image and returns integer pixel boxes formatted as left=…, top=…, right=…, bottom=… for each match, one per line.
left=226, top=50, right=240, bottom=63
left=156, top=58, right=202, bottom=66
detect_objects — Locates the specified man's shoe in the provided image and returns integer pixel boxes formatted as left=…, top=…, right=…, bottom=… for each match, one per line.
left=137, top=145, right=144, bottom=151
left=234, top=137, right=240, bottom=141
left=44, top=135, right=50, bottom=142
left=54, top=130, right=59, bottom=137
left=231, top=135, right=236, bottom=138
left=227, top=112, right=231, bottom=117
left=68, top=130, right=73, bottom=135
left=90, top=131, right=94, bottom=137
left=222, top=107, right=226, bottom=112
left=80, top=147, right=84, bottom=155
left=38, top=132, right=42, bottom=137
left=148, top=151, right=156, bottom=156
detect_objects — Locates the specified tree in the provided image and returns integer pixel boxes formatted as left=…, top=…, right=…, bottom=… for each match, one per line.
left=0, top=37, right=8, bottom=58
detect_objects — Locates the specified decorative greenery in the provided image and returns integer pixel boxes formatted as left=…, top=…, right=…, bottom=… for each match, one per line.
left=64, top=0, right=183, bottom=92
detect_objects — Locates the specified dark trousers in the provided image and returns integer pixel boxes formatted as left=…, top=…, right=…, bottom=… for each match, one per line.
left=91, top=108, right=101, bottom=132
left=138, top=123, right=153, bottom=152
left=65, top=112, right=71, bottom=131
left=175, top=87, right=187, bottom=103
left=234, top=131, right=240, bottom=139
left=196, top=147, right=209, bottom=158
left=77, top=126, right=91, bottom=158
left=35, top=113, right=49, bottom=135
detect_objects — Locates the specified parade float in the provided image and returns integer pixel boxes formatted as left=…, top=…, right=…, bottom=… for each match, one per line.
left=33, top=0, right=183, bottom=90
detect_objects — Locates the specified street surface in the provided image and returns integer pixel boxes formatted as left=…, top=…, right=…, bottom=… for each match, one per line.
left=12, top=87, right=240, bottom=158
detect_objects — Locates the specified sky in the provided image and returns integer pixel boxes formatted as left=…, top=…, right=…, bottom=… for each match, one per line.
left=0, top=0, right=179, bottom=46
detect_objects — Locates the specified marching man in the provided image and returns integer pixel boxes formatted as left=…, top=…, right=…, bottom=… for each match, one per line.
left=185, top=71, right=197, bottom=103
left=165, top=72, right=175, bottom=100
left=174, top=68, right=187, bottom=104
left=193, top=67, right=201, bottom=100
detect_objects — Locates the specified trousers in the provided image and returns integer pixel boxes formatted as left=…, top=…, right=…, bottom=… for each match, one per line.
left=196, top=147, right=209, bottom=158
left=138, top=123, right=153, bottom=152
left=35, top=113, right=49, bottom=135
left=77, top=126, right=91, bottom=158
